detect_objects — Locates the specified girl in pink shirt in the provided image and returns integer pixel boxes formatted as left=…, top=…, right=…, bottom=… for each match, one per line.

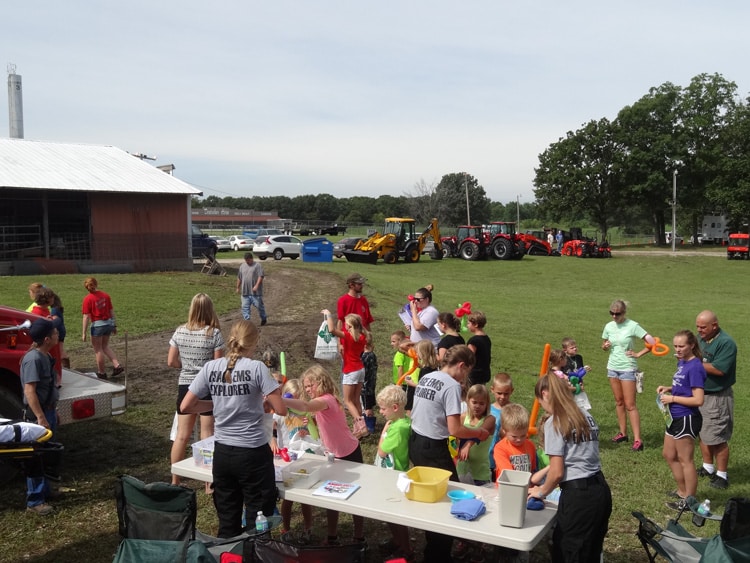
left=321, top=309, right=369, bottom=437
left=283, top=364, right=364, bottom=546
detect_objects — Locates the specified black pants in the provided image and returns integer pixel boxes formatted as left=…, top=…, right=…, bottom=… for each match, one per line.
left=212, top=441, right=277, bottom=538
left=409, top=431, right=458, bottom=563
left=554, top=472, right=612, bottom=562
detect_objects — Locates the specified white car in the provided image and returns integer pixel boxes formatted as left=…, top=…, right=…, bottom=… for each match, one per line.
left=253, top=235, right=302, bottom=260
left=209, top=235, right=231, bottom=252
left=228, top=235, right=253, bottom=251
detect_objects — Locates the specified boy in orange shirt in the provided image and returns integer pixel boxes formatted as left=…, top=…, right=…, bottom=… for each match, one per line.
left=493, top=403, right=546, bottom=485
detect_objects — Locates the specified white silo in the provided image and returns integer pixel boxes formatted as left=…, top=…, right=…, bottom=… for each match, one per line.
left=7, top=63, right=24, bottom=139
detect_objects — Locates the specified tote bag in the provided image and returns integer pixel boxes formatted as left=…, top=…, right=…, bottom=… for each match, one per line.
left=313, top=321, right=339, bottom=361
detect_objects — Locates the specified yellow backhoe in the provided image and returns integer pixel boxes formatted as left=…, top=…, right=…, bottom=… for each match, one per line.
left=343, top=218, right=443, bottom=265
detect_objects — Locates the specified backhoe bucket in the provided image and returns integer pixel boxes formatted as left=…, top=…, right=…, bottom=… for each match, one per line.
left=342, top=250, right=379, bottom=264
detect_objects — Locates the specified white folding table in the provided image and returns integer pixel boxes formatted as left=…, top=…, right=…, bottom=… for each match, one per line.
left=172, top=454, right=557, bottom=552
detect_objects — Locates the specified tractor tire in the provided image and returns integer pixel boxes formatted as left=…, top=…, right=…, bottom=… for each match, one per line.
left=576, top=246, right=584, bottom=257
left=404, top=243, right=421, bottom=263
left=490, top=238, right=512, bottom=260
left=442, top=243, right=455, bottom=258
left=383, top=252, right=398, bottom=264
left=565, top=246, right=573, bottom=256
left=459, top=242, right=480, bottom=261
left=430, top=249, right=443, bottom=260
left=0, top=382, right=23, bottom=420
left=511, top=242, right=525, bottom=259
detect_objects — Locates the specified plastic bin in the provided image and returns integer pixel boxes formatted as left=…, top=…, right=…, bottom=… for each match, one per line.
left=404, top=466, right=451, bottom=503
left=191, top=436, right=215, bottom=467
left=497, top=469, right=531, bottom=528
left=302, top=237, right=333, bottom=263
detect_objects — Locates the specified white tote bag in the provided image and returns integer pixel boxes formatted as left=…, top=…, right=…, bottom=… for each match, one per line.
left=313, top=321, right=339, bottom=361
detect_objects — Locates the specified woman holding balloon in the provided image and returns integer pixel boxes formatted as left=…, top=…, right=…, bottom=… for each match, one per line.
left=601, top=299, right=657, bottom=452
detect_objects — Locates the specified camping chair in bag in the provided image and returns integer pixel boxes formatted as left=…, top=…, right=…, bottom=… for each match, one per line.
left=115, top=474, right=197, bottom=541
left=632, top=496, right=750, bottom=563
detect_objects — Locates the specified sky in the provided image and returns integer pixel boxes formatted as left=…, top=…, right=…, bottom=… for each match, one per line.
left=2, top=2, right=748, bottom=205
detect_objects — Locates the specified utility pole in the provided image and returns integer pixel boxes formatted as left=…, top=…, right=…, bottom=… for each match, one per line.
left=516, top=195, right=521, bottom=229
left=464, top=172, right=471, bottom=225
left=672, top=169, right=678, bottom=252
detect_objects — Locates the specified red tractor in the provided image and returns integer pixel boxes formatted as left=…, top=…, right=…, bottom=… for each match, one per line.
left=440, top=226, right=488, bottom=260
left=486, top=222, right=525, bottom=260
left=561, top=227, right=611, bottom=258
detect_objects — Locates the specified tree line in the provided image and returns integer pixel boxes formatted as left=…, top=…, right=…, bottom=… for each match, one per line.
left=195, top=73, right=749, bottom=242
left=534, top=72, right=749, bottom=242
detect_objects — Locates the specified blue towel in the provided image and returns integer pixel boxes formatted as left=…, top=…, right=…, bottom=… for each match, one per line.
left=526, top=497, right=545, bottom=511
left=450, top=498, right=486, bottom=521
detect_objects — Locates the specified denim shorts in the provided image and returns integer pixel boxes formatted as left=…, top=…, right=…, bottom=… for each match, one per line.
left=91, top=322, right=114, bottom=337
left=607, top=369, right=637, bottom=382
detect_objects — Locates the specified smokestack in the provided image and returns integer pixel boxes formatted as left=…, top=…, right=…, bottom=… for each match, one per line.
left=7, top=63, right=24, bottom=139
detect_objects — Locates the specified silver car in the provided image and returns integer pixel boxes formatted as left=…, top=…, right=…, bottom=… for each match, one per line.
left=209, top=236, right=231, bottom=252
left=253, top=235, right=303, bottom=260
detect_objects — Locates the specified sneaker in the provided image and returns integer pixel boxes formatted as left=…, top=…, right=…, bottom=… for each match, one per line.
left=261, top=318, right=268, bottom=326
left=112, top=365, right=124, bottom=377
left=632, top=440, right=644, bottom=452
left=710, top=474, right=729, bottom=489
left=26, top=503, right=54, bottom=516
left=665, top=498, right=688, bottom=512
left=666, top=490, right=682, bottom=499
left=697, top=467, right=714, bottom=478
left=611, top=432, right=628, bottom=443
left=635, top=371, right=644, bottom=394
left=96, top=372, right=108, bottom=380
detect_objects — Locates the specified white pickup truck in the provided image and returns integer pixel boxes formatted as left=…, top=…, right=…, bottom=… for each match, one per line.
left=0, top=306, right=126, bottom=423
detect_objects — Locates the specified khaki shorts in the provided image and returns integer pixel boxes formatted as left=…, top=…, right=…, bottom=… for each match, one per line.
left=699, top=388, right=734, bottom=445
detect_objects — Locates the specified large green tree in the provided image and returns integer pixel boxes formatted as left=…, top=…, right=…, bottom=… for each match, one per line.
left=534, top=118, right=625, bottom=239
left=434, top=173, right=491, bottom=227
left=711, top=97, right=750, bottom=222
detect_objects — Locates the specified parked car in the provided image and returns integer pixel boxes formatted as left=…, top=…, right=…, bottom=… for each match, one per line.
left=665, top=231, right=684, bottom=245
left=209, top=235, right=231, bottom=252
left=253, top=235, right=303, bottom=260
left=333, top=236, right=363, bottom=258
left=191, top=225, right=218, bottom=259
left=228, top=235, right=253, bottom=251
left=689, top=233, right=717, bottom=245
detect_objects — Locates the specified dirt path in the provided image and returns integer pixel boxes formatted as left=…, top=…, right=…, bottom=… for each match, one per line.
left=119, top=266, right=343, bottom=408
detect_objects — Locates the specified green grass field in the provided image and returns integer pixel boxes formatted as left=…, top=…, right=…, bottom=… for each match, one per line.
left=0, top=251, right=747, bottom=561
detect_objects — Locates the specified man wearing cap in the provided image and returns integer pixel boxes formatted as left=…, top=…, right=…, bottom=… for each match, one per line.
left=20, top=318, right=61, bottom=515
left=337, top=273, right=374, bottom=332
left=236, top=252, right=267, bottom=326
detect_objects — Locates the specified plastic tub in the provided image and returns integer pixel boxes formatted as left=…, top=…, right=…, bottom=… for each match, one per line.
left=404, top=466, right=451, bottom=503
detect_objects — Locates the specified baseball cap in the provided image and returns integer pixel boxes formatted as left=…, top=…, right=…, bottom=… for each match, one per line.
left=29, top=318, right=57, bottom=343
left=346, top=273, right=366, bottom=285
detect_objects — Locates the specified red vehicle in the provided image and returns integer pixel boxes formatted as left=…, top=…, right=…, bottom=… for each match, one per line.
left=486, top=222, right=525, bottom=260
left=0, top=306, right=126, bottom=422
left=440, top=226, right=487, bottom=260
left=727, top=233, right=750, bottom=260
left=517, top=232, right=554, bottom=256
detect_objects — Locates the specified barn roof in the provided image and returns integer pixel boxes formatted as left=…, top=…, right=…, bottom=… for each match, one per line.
left=0, top=138, right=201, bottom=195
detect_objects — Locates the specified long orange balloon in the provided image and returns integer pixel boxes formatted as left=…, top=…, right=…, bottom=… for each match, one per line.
left=396, top=348, right=419, bottom=386
left=528, top=343, right=551, bottom=436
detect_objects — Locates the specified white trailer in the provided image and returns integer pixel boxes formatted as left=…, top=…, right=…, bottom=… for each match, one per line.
left=700, top=215, right=729, bottom=244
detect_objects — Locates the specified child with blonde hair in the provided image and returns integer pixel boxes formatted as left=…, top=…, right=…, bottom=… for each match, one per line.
left=321, top=309, right=368, bottom=437
left=375, top=384, right=412, bottom=561
left=456, top=384, right=495, bottom=485
left=489, top=372, right=513, bottom=481
left=275, top=379, right=313, bottom=543
left=283, top=364, right=364, bottom=546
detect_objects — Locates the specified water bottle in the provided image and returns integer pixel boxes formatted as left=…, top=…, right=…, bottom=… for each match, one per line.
left=693, top=499, right=710, bottom=527
left=255, top=510, right=269, bottom=533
